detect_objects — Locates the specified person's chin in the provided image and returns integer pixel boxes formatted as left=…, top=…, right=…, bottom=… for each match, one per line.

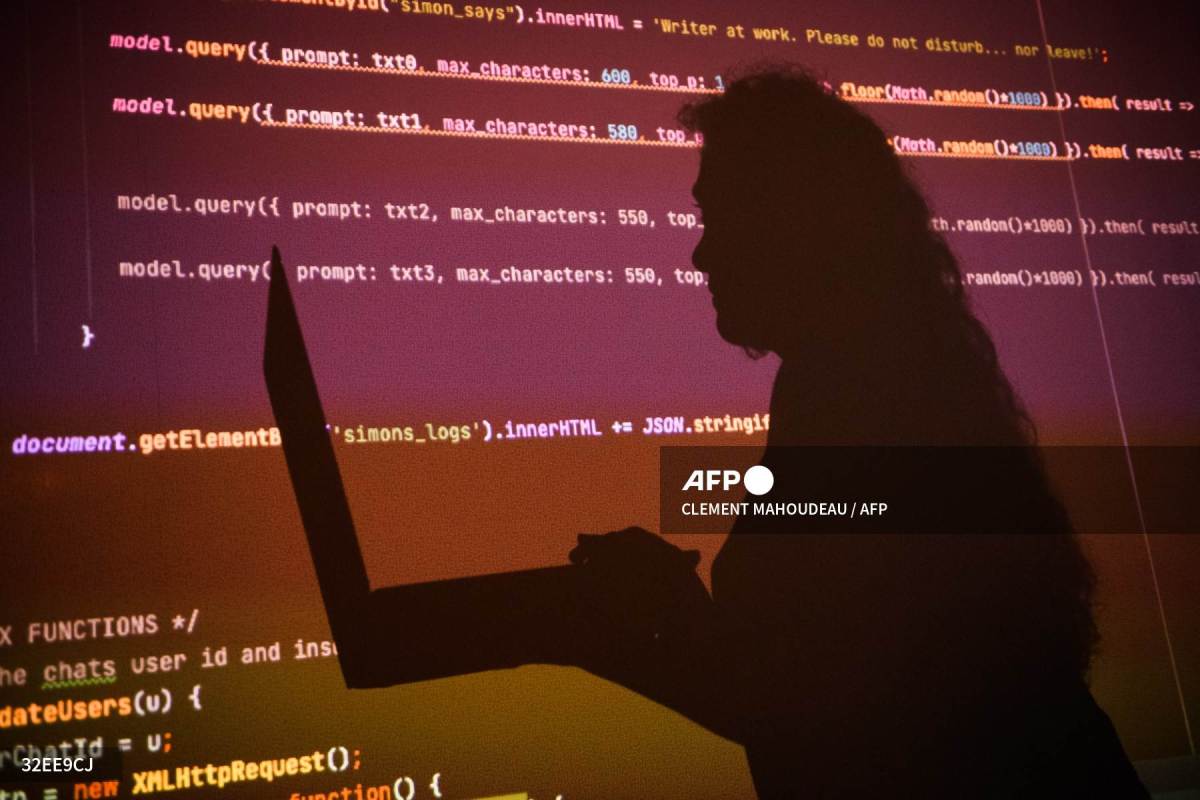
left=714, top=311, right=762, bottom=350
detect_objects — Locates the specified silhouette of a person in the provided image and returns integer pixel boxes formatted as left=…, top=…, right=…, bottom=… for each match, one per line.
left=565, top=68, right=1151, bottom=798
left=276, top=66, right=1153, bottom=799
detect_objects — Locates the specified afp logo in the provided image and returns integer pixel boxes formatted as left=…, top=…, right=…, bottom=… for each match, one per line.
left=682, top=465, right=774, bottom=496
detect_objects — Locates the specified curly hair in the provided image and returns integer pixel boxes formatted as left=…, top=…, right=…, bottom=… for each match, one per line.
left=681, top=65, right=1038, bottom=443
left=684, top=65, right=1098, bottom=683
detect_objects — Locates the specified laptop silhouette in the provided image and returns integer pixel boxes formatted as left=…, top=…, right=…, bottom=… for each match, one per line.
left=263, top=246, right=580, bottom=687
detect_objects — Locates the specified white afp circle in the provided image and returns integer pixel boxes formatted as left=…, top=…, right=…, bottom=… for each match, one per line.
left=743, top=464, right=774, bottom=496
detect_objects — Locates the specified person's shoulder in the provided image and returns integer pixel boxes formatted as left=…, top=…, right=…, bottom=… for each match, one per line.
left=1008, top=687, right=1151, bottom=798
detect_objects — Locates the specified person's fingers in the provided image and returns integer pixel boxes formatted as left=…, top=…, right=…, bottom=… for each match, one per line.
left=570, top=528, right=702, bottom=579
left=569, top=540, right=590, bottom=564
left=569, top=533, right=607, bottom=564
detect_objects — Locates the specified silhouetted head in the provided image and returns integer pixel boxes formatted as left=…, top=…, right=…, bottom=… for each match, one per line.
left=682, top=67, right=937, bottom=354
left=680, top=66, right=1035, bottom=444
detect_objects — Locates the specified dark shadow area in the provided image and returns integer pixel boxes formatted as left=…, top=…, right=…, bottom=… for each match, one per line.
left=266, top=67, right=1152, bottom=798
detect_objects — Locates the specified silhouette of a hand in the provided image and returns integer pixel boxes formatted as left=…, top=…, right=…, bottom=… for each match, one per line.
left=570, top=526, right=701, bottom=571
left=569, top=527, right=712, bottom=648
